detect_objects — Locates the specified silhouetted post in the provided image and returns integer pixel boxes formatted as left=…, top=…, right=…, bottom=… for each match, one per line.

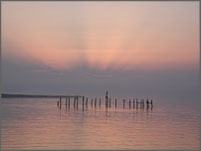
left=82, top=96, right=85, bottom=107
left=86, top=97, right=88, bottom=107
left=91, top=99, right=93, bottom=107
left=94, top=98, right=97, bottom=107
left=136, top=99, right=138, bottom=109
left=115, top=98, right=117, bottom=108
left=76, top=98, right=79, bottom=109
left=129, top=99, right=131, bottom=109
left=68, top=98, right=71, bottom=107
left=57, top=101, right=59, bottom=106
left=133, top=99, right=135, bottom=108
left=105, top=91, right=108, bottom=108
left=150, top=99, right=153, bottom=108
left=146, top=99, right=149, bottom=109
left=99, top=98, right=101, bottom=107
left=123, top=99, right=126, bottom=108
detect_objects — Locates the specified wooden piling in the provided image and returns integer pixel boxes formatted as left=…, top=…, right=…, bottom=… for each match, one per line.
left=55, top=96, right=153, bottom=111
left=68, top=98, right=70, bottom=107
left=82, top=96, right=85, bottom=106
left=150, top=99, right=153, bottom=109
left=105, top=91, right=108, bottom=108
left=123, top=99, right=126, bottom=108
left=115, top=98, right=117, bottom=108
left=94, top=98, right=97, bottom=107
left=55, top=96, right=153, bottom=110
left=77, top=97, right=79, bottom=107
left=146, top=99, right=149, bottom=109
left=86, top=98, right=88, bottom=106
left=75, top=98, right=79, bottom=109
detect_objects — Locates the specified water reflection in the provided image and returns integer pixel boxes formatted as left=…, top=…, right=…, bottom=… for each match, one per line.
left=1, top=98, right=200, bottom=150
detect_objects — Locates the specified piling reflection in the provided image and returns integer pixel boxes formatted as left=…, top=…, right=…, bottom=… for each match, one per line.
left=2, top=98, right=200, bottom=150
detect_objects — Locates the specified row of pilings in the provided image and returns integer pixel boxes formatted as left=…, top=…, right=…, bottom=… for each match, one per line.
left=57, top=97, right=153, bottom=109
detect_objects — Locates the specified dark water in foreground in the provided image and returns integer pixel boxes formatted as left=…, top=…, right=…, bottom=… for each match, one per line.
left=1, top=98, right=200, bottom=150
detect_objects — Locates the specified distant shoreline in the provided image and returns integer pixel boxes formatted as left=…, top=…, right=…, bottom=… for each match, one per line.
left=1, top=93, right=83, bottom=98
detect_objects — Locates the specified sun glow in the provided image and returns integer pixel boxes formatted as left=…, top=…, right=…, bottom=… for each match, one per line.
left=2, top=2, right=199, bottom=71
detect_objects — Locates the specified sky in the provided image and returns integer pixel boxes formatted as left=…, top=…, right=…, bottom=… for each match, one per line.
left=1, top=2, right=200, bottom=103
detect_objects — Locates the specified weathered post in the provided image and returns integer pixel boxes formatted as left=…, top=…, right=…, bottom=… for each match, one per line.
left=146, top=99, right=149, bottom=109
left=136, top=98, right=138, bottom=109
left=82, top=96, right=85, bottom=108
left=123, top=99, right=126, bottom=108
left=105, top=91, right=108, bottom=108
left=68, top=97, right=70, bottom=107
left=86, top=97, right=88, bottom=107
left=99, top=98, right=101, bottom=107
left=150, top=99, right=153, bottom=109
left=74, top=97, right=76, bottom=107
left=94, top=98, right=97, bottom=107
left=82, top=96, right=85, bottom=106
left=115, top=98, right=117, bottom=108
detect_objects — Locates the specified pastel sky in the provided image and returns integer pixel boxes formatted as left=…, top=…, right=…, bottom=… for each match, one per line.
left=2, top=2, right=200, bottom=102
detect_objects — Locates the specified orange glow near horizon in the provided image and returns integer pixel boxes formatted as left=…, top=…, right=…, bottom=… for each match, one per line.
left=2, top=2, right=199, bottom=71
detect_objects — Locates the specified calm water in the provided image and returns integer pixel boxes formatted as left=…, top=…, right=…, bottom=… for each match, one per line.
left=1, top=97, right=200, bottom=150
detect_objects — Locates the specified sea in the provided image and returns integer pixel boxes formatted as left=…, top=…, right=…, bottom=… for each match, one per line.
left=1, top=97, right=200, bottom=150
